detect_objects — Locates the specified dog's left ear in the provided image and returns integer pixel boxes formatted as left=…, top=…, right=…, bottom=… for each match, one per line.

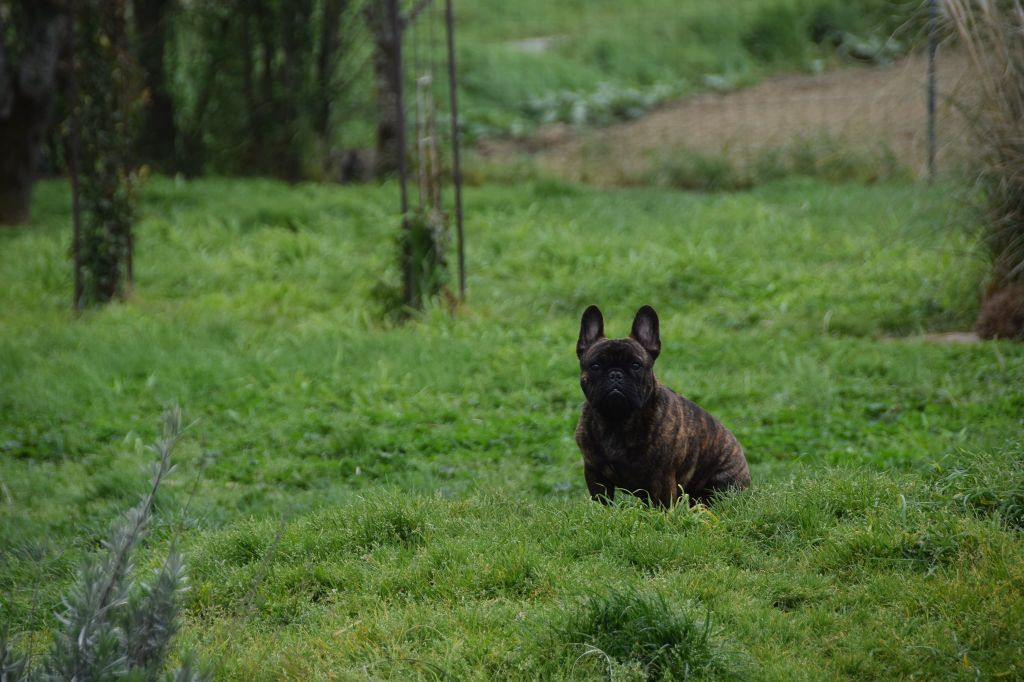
left=630, top=305, right=661, bottom=360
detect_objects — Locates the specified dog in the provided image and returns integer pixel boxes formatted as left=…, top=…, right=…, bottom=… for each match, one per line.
left=575, top=305, right=750, bottom=506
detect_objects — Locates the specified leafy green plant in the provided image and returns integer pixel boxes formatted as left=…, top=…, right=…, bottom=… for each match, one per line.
left=808, top=1, right=869, bottom=45
left=372, top=210, right=451, bottom=320
left=524, top=81, right=681, bottom=129
left=743, top=3, right=811, bottom=64
left=806, top=1, right=907, bottom=64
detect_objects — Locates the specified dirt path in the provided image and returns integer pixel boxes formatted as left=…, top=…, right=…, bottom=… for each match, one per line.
left=478, top=50, right=973, bottom=184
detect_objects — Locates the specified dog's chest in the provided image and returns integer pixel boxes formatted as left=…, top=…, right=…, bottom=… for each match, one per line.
left=590, top=430, right=659, bottom=485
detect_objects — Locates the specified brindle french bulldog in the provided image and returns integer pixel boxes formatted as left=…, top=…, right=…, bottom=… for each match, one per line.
left=575, top=305, right=750, bottom=506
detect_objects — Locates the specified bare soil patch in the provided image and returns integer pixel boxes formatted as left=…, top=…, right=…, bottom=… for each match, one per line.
left=477, top=51, right=974, bottom=185
left=913, top=332, right=982, bottom=344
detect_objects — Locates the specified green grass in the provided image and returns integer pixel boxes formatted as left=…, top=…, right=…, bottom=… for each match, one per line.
left=2, top=176, right=1023, bottom=678
left=642, top=134, right=909, bottom=192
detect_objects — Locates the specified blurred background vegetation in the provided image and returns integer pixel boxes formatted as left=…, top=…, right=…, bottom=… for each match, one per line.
left=3, top=0, right=933, bottom=184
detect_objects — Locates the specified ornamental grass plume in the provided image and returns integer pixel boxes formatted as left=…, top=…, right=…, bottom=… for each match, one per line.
left=943, top=0, right=1024, bottom=338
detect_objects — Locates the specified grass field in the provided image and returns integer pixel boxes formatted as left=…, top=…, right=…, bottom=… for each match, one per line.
left=2, top=176, right=1023, bottom=678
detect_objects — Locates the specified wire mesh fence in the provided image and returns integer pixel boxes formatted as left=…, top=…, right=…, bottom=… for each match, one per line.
left=442, top=0, right=972, bottom=185
left=389, top=0, right=464, bottom=306
left=384, top=1, right=980, bottom=304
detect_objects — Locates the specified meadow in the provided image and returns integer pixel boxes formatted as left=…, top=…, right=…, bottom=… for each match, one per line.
left=2, top=175, right=1023, bottom=679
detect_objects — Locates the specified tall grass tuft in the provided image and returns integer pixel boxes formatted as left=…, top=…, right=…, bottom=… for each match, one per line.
left=372, top=211, right=453, bottom=321
left=0, top=408, right=207, bottom=681
left=556, top=588, right=734, bottom=680
left=933, top=443, right=1024, bottom=530
left=944, top=0, right=1024, bottom=338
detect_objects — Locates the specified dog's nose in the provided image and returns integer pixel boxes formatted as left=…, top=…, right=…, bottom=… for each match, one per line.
left=608, top=368, right=624, bottom=382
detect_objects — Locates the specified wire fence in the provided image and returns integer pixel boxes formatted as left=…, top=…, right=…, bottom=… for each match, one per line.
left=386, top=1, right=977, bottom=303
left=392, top=0, right=464, bottom=304
left=439, top=0, right=972, bottom=185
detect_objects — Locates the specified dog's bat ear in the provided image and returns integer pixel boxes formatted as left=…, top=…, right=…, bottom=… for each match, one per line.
left=630, top=305, right=661, bottom=360
left=577, top=305, right=605, bottom=359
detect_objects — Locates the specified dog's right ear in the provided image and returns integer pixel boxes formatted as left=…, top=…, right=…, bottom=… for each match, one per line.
left=630, top=305, right=661, bottom=360
left=577, top=305, right=605, bottom=360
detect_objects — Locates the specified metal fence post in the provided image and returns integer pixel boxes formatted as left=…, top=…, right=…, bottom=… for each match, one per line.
left=388, top=0, right=412, bottom=307
left=69, top=0, right=84, bottom=312
left=444, top=0, right=465, bottom=301
left=927, top=0, right=938, bottom=182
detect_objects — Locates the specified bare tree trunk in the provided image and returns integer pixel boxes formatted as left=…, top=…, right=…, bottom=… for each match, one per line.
left=364, top=0, right=402, bottom=179
left=73, top=0, right=140, bottom=305
left=279, top=0, right=312, bottom=181
left=0, top=1, right=66, bottom=225
left=133, top=0, right=178, bottom=172
left=257, top=4, right=274, bottom=116
left=240, top=8, right=256, bottom=137
left=316, top=0, right=347, bottom=144
left=179, top=13, right=229, bottom=176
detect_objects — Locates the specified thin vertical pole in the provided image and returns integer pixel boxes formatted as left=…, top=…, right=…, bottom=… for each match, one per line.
left=927, top=0, right=938, bottom=182
left=69, top=0, right=84, bottom=312
left=117, top=0, right=133, bottom=293
left=444, top=0, right=465, bottom=301
left=388, top=0, right=411, bottom=306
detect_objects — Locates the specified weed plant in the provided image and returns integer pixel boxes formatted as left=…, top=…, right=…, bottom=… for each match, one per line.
left=648, top=133, right=908, bottom=191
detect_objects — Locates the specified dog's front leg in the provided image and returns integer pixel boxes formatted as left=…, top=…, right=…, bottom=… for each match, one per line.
left=584, top=466, right=615, bottom=504
left=649, top=473, right=678, bottom=508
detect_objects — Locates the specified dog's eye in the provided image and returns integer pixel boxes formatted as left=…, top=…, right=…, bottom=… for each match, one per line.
left=589, top=363, right=601, bottom=371
left=631, top=361, right=642, bottom=370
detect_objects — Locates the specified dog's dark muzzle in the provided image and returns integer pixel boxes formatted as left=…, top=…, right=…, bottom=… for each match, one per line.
left=595, top=369, right=637, bottom=415
left=606, top=370, right=629, bottom=397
